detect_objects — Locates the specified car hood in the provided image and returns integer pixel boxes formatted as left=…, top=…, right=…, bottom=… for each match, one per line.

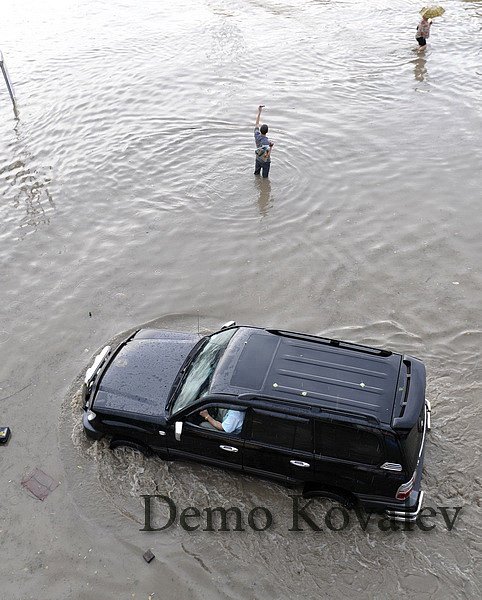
left=93, top=329, right=200, bottom=419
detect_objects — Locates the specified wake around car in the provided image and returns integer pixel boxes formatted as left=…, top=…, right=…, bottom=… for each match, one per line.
left=82, top=323, right=431, bottom=522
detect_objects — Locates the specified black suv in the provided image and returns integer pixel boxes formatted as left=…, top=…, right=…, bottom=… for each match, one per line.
left=82, top=323, right=430, bottom=521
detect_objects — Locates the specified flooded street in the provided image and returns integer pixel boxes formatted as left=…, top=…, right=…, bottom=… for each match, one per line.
left=1, top=0, right=481, bottom=598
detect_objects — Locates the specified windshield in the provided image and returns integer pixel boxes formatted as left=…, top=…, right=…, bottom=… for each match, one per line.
left=171, top=328, right=237, bottom=415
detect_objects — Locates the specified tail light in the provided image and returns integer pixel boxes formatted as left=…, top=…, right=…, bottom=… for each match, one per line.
left=396, top=472, right=416, bottom=500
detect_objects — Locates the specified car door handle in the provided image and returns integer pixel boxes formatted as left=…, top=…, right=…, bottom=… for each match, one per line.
left=290, top=460, right=310, bottom=468
left=219, top=445, right=239, bottom=453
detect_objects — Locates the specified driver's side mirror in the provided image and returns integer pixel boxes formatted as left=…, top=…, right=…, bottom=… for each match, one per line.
left=174, top=421, right=183, bottom=441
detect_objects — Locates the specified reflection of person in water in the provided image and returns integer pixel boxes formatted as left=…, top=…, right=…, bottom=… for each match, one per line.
left=199, top=408, right=245, bottom=434
left=414, top=56, right=428, bottom=82
left=256, top=176, right=272, bottom=217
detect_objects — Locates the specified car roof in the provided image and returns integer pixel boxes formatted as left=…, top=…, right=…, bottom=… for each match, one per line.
left=210, top=327, right=402, bottom=425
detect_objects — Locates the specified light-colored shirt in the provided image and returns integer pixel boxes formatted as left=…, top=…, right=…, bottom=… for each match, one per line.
left=416, top=19, right=431, bottom=38
left=222, top=410, right=245, bottom=434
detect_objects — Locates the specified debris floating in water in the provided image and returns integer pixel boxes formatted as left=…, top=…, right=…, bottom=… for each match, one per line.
left=0, top=426, right=11, bottom=444
left=21, top=468, right=59, bottom=501
left=143, top=549, right=155, bottom=563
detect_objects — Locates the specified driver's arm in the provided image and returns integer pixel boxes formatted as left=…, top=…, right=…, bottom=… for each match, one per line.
left=199, top=409, right=224, bottom=431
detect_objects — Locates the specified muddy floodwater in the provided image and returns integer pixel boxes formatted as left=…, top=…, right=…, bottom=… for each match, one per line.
left=0, top=0, right=481, bottom=598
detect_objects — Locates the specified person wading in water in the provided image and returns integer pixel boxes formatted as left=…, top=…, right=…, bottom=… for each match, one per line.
left=254, top=105, right=274, bottom=178
left=416, top=14, right=432, bottom=50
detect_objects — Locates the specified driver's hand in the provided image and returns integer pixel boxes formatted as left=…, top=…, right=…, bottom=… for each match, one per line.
left=199, top=410, right=209, bottom=419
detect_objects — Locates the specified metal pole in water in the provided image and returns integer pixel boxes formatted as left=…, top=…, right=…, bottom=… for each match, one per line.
left=0, top=50, right=18, bottom=115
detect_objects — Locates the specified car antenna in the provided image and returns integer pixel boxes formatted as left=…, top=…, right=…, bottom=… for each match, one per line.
left=197, top=310, right=200, bottom=335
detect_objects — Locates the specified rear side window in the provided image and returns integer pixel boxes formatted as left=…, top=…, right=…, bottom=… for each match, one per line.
left=315, top=420, right=383, bottom=465
left=249, top=410, right=312, bottom=452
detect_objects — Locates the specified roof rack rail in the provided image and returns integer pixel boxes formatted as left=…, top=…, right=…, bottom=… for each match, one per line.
left=238, top=393, right=380, bottom=425
left=266, top=329, right=392, bottom=357
left=238, top=392, right=313, bottom=412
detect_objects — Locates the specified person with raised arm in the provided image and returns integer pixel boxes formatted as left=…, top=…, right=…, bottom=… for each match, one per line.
left=254, top=105, right=274, bottom=178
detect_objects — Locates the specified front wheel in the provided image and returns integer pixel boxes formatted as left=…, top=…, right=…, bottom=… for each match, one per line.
left=109, top=438, right=151, bottom=456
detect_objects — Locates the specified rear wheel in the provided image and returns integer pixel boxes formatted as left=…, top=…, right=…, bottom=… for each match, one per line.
left=302, top=483, right=356, bottom=509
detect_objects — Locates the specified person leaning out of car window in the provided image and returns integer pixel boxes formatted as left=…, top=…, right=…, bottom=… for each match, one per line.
left=199, top=408, right=244, bottom=434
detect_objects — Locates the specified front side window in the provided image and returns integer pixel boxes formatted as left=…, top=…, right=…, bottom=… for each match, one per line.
left=171, top=328, right=237, bottom=415
left=186, top=406, right=246, bottom=435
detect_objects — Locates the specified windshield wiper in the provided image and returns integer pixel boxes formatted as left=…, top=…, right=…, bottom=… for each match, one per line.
left=166, top=337, right=207, bottom=411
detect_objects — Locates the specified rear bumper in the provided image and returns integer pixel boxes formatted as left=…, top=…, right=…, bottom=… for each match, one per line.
left=83, top=411, right=104, bottom=441
left=357, top=488, right=424, bottom=522
left=425, top=398, right=432, bottom=431
left=384, top=490, right=424, bottom=522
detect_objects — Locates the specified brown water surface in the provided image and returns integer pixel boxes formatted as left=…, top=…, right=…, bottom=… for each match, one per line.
left=0, top=1, right=481, bottom=598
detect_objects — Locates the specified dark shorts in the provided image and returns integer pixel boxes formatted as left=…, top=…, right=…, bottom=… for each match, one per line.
left=416, top=37, right=427, bottom=46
